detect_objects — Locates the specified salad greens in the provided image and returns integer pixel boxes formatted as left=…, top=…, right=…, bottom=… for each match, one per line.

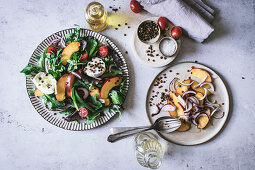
left=90, top=94, right=103, bottom=110
left=42, top=94, right=65, bottom=109
left=65, top=24, right=82, bottom=45
left=20, top=64, right=41, bottom=76
left=20, top=24, right=126, bottom=124
left=45, top=49, right=66, bottom=79
left=109, top=90, right=123, bottom=105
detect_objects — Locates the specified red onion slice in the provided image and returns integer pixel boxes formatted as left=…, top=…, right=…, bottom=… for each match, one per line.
left=179, top=81, right=194, bottom=86
left=198, top=88, right=207, bottom=101
left=212, top=112, right=225, bottom=119
left=77, top=87, right=89, bottom=100
left=210, top=107, right=220, bottom=117
left=71, top=72, right=82, bottom=79
left=169, top=77, right=179, bottom=92
left=161, top=104, right=176, bottom=112
left=182, top=90, right=196, bottom=98
left=151, top=105, right=160, bottom=117
left=177, top=95, right=186, bottom=107
left=108, top=64, right=115, bottom=73
left=185, top=101, right=193, bottom=112
left=205, top=96, right=216, bottom=104
left=194, top=75, right=207, bottom=88
left=188, top=96, right=199, bottom=105
left=200, top=82, right=215, bottom=91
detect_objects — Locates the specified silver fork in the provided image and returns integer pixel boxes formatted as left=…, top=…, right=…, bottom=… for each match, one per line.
left=107, top=116, right=181, bottom=143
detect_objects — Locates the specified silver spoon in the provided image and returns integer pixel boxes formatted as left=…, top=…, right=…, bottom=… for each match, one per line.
left=107, top=116, right=181, bottom=143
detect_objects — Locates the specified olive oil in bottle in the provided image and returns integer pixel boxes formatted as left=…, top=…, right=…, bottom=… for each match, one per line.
left=85, top=2, right=108, bottom=32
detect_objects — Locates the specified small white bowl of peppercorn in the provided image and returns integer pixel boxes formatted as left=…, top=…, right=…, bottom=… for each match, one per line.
left=137, top=20, right=161, bottom=44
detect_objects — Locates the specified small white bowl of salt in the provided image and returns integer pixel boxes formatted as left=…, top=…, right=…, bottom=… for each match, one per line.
left=159, top=37, right=178, bottom=57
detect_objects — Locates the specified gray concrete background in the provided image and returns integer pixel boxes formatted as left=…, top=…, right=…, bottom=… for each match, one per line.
left=0, top=0, right=254, bottom=169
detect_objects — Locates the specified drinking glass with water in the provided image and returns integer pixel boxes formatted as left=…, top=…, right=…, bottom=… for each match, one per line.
left=134, top=132, right=164, bottom=169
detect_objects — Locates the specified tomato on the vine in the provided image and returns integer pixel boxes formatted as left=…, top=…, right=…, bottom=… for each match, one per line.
left=157, top=17, right=168, bottom=31
left=171, top=26, right=182, bottom=40
left=130, top=0, right=142, bottom=13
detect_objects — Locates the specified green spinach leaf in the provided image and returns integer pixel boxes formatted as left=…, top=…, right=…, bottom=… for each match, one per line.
left=109, top=90, right=123, bottom=105
left=119, top=77, right=127, bottom=95
left=90, top=94, right=103, bottom=110
left=65, top=24, right=82, bottom=45
left=86, top=39, right=98, bottom=56
left=42, top=94, right=65, bottom=109
left=20, top=64, right=41, bottom=76
left=46, top=49, right=65, bottom=79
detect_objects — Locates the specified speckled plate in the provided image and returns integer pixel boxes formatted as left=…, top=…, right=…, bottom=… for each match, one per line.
left=146, top=62, right=229, bottom=145
left=131, top=17, right=181, bottom=67
left=26, top=28, right=129, bottom=130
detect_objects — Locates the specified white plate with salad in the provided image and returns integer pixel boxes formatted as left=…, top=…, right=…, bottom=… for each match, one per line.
left=21, top=25, right=129, bottom=130
left=146, top=62, right=229, bottom=145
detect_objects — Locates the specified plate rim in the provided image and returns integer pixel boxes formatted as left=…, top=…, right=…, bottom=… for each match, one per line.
left=145, top=62, right=230, bottom=145
left=25, top=28, right=130, bottom=131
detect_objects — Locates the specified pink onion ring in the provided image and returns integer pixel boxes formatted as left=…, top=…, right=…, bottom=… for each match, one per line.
left=210, top=107, right=220, bottom=117
left=71, top=72, right=82, bottom=79
left=198, top=88, right=207, bottom=101
left=161, top=104, right=176, bottom=112
left=108, top=64, right=115, bottom=73
left=179, top=81, right=194, bottom=86
left=212, top=112, right=225, bottom=119
left=177, top=95, right=186, bottom=108
left=151, top=105, right=160, bottom=117
left=185, top=101, right=193, bottom=112
left=182, top=90, right=196, bottom=98
left=194, top=75, right=208, bottom=88
left=169, top=77, right=179, bottom=92
left=188, top=96, right=199, bottom=105
left=77, top=87, right=89, bottom=100
left=200, top=82, right=215, bottom=91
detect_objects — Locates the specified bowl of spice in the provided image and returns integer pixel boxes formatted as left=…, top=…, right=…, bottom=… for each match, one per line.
left=137, top=20, right=160, bottom=44
left=159, top=37, right=178, bottom=57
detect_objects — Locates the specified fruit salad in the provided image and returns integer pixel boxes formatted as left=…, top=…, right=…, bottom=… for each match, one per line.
left=21, top=25, right=126, bottom=123
left=152, top=68, right=223, bottom=132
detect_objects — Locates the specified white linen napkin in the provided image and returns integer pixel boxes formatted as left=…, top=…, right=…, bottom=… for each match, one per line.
left=138, top=0, right=215, bottom=42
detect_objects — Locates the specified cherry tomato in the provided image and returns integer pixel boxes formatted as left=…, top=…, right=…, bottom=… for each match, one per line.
left=80, top=52, right=88, bottom=62
left=171, top=26, right=182, bottom=40
left=47, top=46, right=58, bottom=53
left=98, top=46, right=108, bottom=58
left=79, top=107, right=89, bottom=118
left=157, top=17, right=168, bottom=31
left=130, top=0, right=142, bottom=13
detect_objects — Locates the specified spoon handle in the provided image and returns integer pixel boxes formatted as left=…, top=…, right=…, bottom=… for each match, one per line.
left=107, top=126, right=152, bottom=143
left=110, top=126, right=149, bottom=134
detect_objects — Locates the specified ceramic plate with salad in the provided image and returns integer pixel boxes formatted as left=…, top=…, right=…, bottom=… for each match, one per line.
left=21, top=25, right=129, bottom=130
left=146, top=62, right=229, bottom=145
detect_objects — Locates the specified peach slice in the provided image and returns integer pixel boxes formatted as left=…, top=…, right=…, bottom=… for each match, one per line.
left=169, top=91, right=184, bottom=116
left=56, top=74, right=68, bottom=101
left=34, top=88, right=44, bottom=97
left=177, top=120, right=191, bottom=132
left=167, top=99, right=178, bottom=118
left=89, top=85, right=100, bottom=97
left=176, top=79, right=191, bottom=96
left=195, top=92, right=204, bottom=106
left=190, top=68, right=212, bottom=82
left=61, top=42, right=80, bottom=65
left=191, top=81, right=211, bottom=96
left=197, top=115, right=209, bottom=129
left=100, top=76, right=122, bottom=99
